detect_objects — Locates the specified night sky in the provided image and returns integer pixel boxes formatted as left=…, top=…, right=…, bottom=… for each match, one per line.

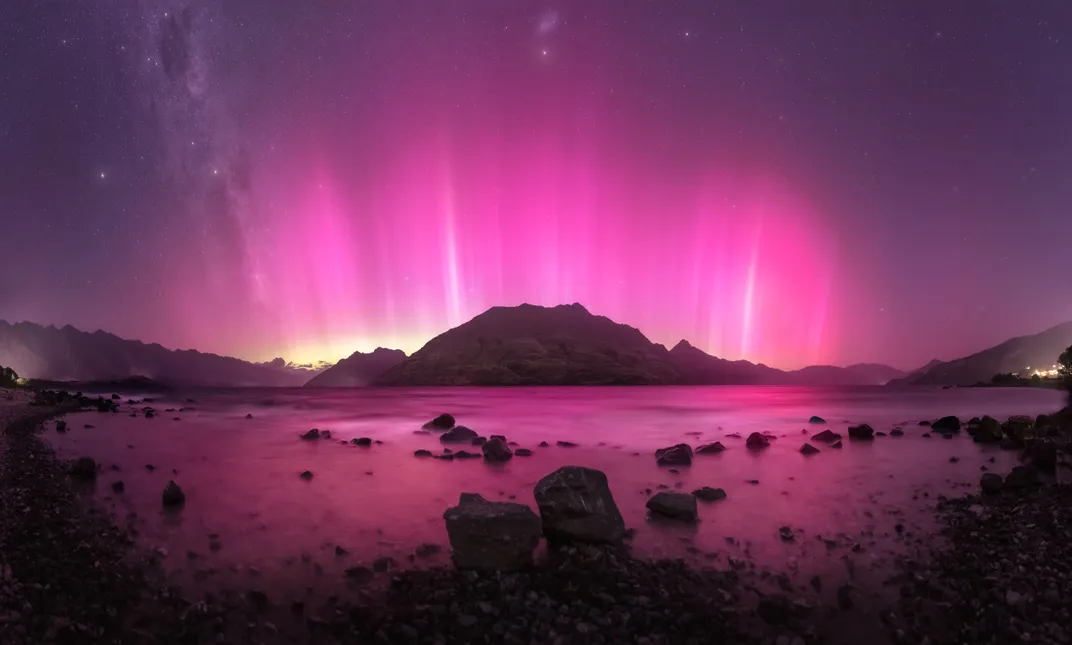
left=2, top=1, right=1070, bottom=370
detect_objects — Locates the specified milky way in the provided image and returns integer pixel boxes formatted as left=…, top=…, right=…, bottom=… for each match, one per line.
left=2, top=2, right=1071, bottom=369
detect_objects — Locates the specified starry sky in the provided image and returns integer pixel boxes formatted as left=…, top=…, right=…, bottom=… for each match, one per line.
left=1, top=1, right=1071, bottom=370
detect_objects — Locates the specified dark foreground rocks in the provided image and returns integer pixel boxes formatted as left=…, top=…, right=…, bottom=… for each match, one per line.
left=443, top=493, right=541, bottom=570
left=534, top=466, right=625, bottom=544
left=654, top=443, right=692, bottom=466
left=887, top=485, right=1072, bottom=645
left=646, top=491, right=698, bottom=521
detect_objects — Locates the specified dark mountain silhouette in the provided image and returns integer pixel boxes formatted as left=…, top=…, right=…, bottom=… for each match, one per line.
left=891, top=321, right=1072, bottom=386
left=668, top=340, right=905, bottom=385
left=0, top=320, right=310, bottom=387
left=305, top=348, right=407, bottom=387
left=375, top=303, right=681, bottom=385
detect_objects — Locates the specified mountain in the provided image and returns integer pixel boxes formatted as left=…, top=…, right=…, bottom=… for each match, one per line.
left=305, top=348, right=407, bottom=387
left=375, top=303, right=681, bottom=385
left=668, top=340, right=905, bottom=386
left=892, top=321, right=1072, bottom=386
left=0, top=321, right=309, bottom=387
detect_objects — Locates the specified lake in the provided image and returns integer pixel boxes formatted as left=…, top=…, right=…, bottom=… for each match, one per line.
left=47, top=385, right=1064, bottom=614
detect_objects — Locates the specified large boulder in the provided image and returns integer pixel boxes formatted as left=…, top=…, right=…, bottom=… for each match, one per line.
left=1034, top=414, right=1057, bottom=437
left=443, top=493, right=541, bottom=571
left=746, top=432, right=769, bottom=449
left=695, top=442, right=726, bottom=454
left=811, top=429, right=841, bottom=443
left=1003, top=416, right=1034, bottom=441
left=932, top=416, right=960, bottom=432
left=972, top=416, right=1003, bottom=443
left=655, top=443, right=693, bottom=466
left=533, top=466, right=625, bottom=544
left=424, top=414, right=455, bottom=430
left=1020, top=439, right=1057, bottom=473
left=646, top=492, right=698, bottom=522
left=440, top=426, right=479, bottom=444
left=980, top=473, right=1004, bottom=495
left=482, top=437, right=513, bottom=462
left=1004, top=465, right=1038, bottom=490
left=847, top=424, right=874, bottom=440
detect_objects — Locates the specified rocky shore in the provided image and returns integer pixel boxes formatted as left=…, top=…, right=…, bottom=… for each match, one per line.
left=2, top=390, right=1071, bottom=644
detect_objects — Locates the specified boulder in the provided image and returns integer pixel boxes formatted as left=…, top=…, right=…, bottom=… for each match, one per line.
left=246, top=413, right=254, bottom=419
left=470, top=436, right=487, bottom=446
left=646, top=492, right=698, bottom=521
left=889, top=428, right=904, bottom=437
left=514, top=448, right=533, bottom=457
left=808, top=416, right=826, bottom=424
left=655, top=443, right=693, bottom=466
left=973, top=416, right=1003, bottom=443
left=424, top=414, right=455, bottom=430
left=162, top=480, right=186, bottom=507
left=1004, top=465, right=1038, bottom=490
left=56, top=420, right=67, bottom=433
left=830, top=440, right=843, bottom=449
left=440, top=426, right=479, bottom=444
left=352, top=437, right=372, bottom=447
left=69, top=457, right=98, bottom=479
left=932, top=416, right=960, bottom=432
left=800, top=443, right=820, bottom=455
left=695, top=442, right=726, bottom=454
left=300, top=470, right=313, bottom=480
left=1020, top=439, right=1057, bottom=473
left=299, top=429, right=320, bottom=440
left=692, top=487, right=727, bottom=502
left=1034, top=414, right=1056, bottom=436
left=538, top=441, right=549, bottom=447
left=453, top=450, right=481, bottom=459
left=414, top=449, right=433, bottom=457
left=442, top=493, right=541, bottom=571
left=1003, top=415, right=1034, bottom=441
left=481, top=437, right=513, bottom=462
left=746, top=432, right=769, bottom=449
left=847, top=424, right=874, bottom=440
left=811, top=429, right=841, bottom=442
left=999, top=437, right=1023, bottom=451
left=556, top=441, right=578, bottom=448
left=980, top=473, right=1003, bottom=495
left=533, top=466, right=625, bottom=544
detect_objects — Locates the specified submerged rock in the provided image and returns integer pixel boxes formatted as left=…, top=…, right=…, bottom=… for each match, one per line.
left=443, top=493, right=541, bottom=571
left=800, top=443, right=820, bottom=455
left=847, top=424, right=874, bottom=440
left=470, top=436, right=487, bottom=446
left=830, top=440, right=843, bottom=449
left=452, top=450, right=481, bottom=459
left=514, top=448, right=533, bottom=457
left=299, top=428, right=320, bottom=440
left=646, top=491, right=698, bottom=521
left=300, top=470, right=313, bottom=480
left=692, top=487, right=727, bottom=502
left=808, top=416, right=826, bottom=424
left=655, top=443, right=693, bottom=466
left=482, top=437, right=513, bottom=462
left=695, top=442, right=726, bottom=454
left=890, top=428, right=904, bottom=437
left=811, top=429, right=841, bottom=442
left=414, top=449, right=433, bottom=458
left=746, top=432, right=770, bottom=449
left=440, top=426, right=479, bottom=444
left=352, top=437, right=372, bottom=446
left=556, top=440, right=578, bottom=448
left=424, top=413, right=456, bottom=430
left=534, top=466, right=625, bottom=544
left=932, top=416, right=961, bottom=432
left=162, top=480, right=186, bottom=507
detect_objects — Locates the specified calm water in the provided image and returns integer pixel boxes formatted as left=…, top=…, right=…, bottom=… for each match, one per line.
left=48, top=385, right=1064, bottom=610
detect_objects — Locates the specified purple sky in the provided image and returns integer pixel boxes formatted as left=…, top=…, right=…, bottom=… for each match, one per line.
left=1, top=1, right=1071, bottom=369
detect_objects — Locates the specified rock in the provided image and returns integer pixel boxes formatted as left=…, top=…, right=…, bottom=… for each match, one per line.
left=424, top=413, right=455, bottom=430
left=1021, top=439, right=1057, bottom=473
left=696, top=442, right=726, bottom=454
left=1003, top=415, right=1034, bottom=440
left=470, top=436, right=487, bottom=446
left=830, top=440, right=843, bottom=449
left=442, top=493, right=541, bottom=570
left=534, top=466, right=625, bottom=544
left=415, top=543, right=441, bottom=557
left=655, top=443, right=693, bottom=466
left=757, top=594, right=791, bottom=625
left=808, top=416, right=826, bottom=424
left=746, top=432, right=770, bottom=449
left=69, top=456, right=98, bottom=479
left=811, top=429, right=841, bottom=442
left=890, top=428, right=904, bottom=437
left=300, top=428, right=320, bottom=440
left=162, top=480, right=186, bottom=507
left=111, top=480, right=125, bottom=493
left=847, top=424, right=874, bottom=440
left=646, top=492, right=698, bottom=521
left=538, top=441, right=549, bottom=447
left=973, top=415, right=1003, bottom=443
left=999, top=437, right=1022, bottom=451
left=556, top=440, right=578, bottom=448
left=980, top=473, right=1003, bottom=494
left=1035, top=413, right=1055, bottom=435
left=300, top=470, right=313, bottom=480
left=373, top=556, right=396, bottom=572
left=514, top=448, right=533, bottom=457
left=800, top=443, right=820, bottom=455
left=453, top=450, right=481, bottom=459
left=1004, top=465, right=1038, bottom=490
left=352, top=437, right=372, bottom=446
left=440, top=426, right=479, bottom=443
left=692, top=487, right=727, bottom=502
left=56, top=420, right=67, bottom=432
left=246, top=413, right=253, bottom=419
left=482, top=437, right=513, bottom=462
left=345, top=566, right=373, bottom=584
left=321, top=430, right=332, bottom=439
left=932, top=416, right=961, bottom=432
left=414, top=449, right=433, bottom=457
left=918, top=420, right=931, bottom=426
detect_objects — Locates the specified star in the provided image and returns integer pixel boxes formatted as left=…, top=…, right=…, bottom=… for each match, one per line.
left=99, top=172, right=106, bottom=179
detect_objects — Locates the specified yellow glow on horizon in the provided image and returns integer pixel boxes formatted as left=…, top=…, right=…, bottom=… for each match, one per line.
left=254, top=333, right=434, bottom=366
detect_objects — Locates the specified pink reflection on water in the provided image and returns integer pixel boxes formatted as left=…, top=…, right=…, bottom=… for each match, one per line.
left=51, top=386, right=1062, bottom=605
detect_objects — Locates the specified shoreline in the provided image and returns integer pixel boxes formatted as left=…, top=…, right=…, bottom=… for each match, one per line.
left=2, top=391, right=1070, bottom=644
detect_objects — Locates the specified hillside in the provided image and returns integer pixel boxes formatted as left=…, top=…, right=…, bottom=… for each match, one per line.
left=305, top=348, right=407, bottom=387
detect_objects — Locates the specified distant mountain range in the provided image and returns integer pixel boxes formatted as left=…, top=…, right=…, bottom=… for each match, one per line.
left=0, top=320, right=313, bottom=387
left=890, top=321, right=1072, bottom=386
left=5, top=306, right=1067, bottom=388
